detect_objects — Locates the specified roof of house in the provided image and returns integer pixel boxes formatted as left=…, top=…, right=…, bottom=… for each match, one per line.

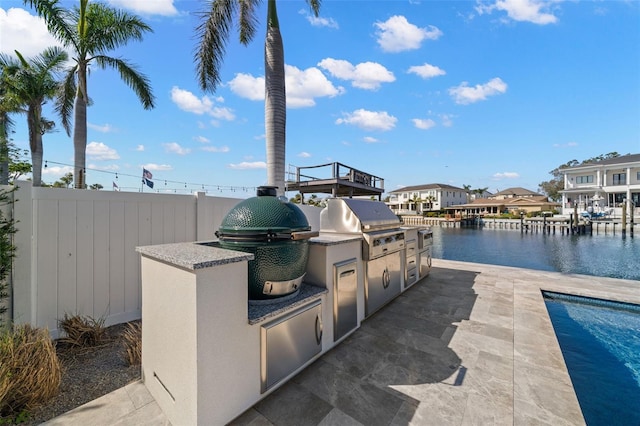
left=564, top=153, right=640, bottom=169
left=491, top=187, right=541, bottom=197
left=389, top=183, right=465, bottom=194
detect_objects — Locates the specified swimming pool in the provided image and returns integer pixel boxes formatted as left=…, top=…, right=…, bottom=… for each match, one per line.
left=543, top=291, right=640, bottom=425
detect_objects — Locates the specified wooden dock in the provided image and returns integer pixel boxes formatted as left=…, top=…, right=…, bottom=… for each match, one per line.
left=400, top=215, right=637, bottom=236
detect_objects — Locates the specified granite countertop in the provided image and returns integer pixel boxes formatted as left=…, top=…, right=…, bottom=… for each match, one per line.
left=136, top=241, right=253, bottom=270
left=310, top=233, right=362, bottom=246
left=248, top=283, right=327, bottom=325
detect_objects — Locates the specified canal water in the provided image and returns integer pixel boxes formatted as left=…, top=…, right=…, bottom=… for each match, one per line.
left=431, top=226, right=639, bottom=281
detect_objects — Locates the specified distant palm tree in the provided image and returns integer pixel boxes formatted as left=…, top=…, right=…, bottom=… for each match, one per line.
left=462, top=184, right=471, bottom=203
left=196, top=0, right=321, bottom=196
left=26, top=0, right=155, bottom=188
left=0, top=47, right=67, bottom=186
left=0, top=80, right=19, bottom=185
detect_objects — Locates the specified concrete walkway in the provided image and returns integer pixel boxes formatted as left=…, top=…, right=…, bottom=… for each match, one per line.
left=43, top=259, right=640, bottom=425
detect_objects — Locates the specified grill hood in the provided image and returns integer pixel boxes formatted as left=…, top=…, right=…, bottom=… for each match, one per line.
left=320, top=198, right=401, bottom=233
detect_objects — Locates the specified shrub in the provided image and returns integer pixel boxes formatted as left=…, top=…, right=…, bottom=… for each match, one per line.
left=0, top=187, right=17, bottom=331
left=122, top=321, right=141, bottom=366
left=58, top=314, right=106, bottom=347
left=0, top=324, right=61, bottom=416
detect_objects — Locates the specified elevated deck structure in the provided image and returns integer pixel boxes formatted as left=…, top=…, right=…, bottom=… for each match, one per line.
left=285, top=162, right=385, bottom=199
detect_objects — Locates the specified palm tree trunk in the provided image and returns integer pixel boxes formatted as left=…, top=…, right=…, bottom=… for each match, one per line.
left=73, top=67, right=88, bottom=189
left=27, top=103, right=43, bottom=187
left=265, top=0, right=286, bottom=196
left=0, top=115, right=9, bottom=185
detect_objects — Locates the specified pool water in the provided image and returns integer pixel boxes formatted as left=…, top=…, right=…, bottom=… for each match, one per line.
left=431, top=226, right=640, bottom=281
left=543, top=292, right=640, bottom=425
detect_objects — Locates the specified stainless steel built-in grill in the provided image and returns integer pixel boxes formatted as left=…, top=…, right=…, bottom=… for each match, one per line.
left=320, top=198, right=405, bottom=317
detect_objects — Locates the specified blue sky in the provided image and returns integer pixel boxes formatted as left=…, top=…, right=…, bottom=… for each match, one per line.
left=1, top=0, right=639, bottom=197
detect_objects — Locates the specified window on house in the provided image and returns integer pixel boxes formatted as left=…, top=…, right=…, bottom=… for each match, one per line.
left=637, top=171, right=640, bottom=181
left=576, top=175, right=594, bottom=184
left=613, top=173, right=626, bottom=185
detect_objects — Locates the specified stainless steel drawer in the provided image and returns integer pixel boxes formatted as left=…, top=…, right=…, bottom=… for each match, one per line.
left=406, top=239, right=417, bottom=256
left=260, top=299, right=322, bottom=393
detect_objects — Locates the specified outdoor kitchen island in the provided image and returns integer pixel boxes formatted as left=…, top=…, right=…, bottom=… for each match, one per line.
left=137, top=232, right=363, bottom=426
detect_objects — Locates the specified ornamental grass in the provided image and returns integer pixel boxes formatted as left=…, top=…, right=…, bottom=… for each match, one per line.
left=58, top=313, right=106, bottom=347
left=0, top=324, right=61, bottom=416
left=122, top=321, right=141, bottom=366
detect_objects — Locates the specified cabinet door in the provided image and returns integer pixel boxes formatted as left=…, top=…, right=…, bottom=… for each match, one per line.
left=261, top=300, right=323, bottom=392
left=365, top=251, right=402, bottom=317
left=334, top=259, right=358, bottom=342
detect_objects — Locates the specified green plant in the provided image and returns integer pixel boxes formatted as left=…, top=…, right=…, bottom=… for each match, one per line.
left=0, top=324, right=61, bottom=416
left=58, top=313, right=106, bottom=347
left=0, top=186, right=16, bottom=331
left=122, top=321, right=141, bottom=366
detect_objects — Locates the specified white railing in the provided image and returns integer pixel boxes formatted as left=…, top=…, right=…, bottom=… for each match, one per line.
left=5, top=181, right=321, bottom=338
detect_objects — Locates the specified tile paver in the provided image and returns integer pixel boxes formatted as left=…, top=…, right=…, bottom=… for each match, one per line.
left=45, top=259, right=640, bottom=425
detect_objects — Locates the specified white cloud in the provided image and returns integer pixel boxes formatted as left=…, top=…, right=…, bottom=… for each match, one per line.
left=299, top=9, right=338, bottom=29
left=42, top=165, right=73, bottom=176
left=285, top=65, right=344, bottom=107
left=363, top=136, right=379, bottom=144
left=107, top=0, right=178, bottom=16
left=374, top=15, right=442, bottom=53
left=88, top=123, right=116, bottom=133
left=228, top=161, right=267, bottom=170
left=553, top=141, right=579, bottom=148
left=298, top=152, right=311, bottom=158
left=229, top=67, right=343, bottom=108
left=136, top=145, right=145, bottom=151
left=440, top=114, right=454, bottom=127
left=475, top=0, right=560, bottom=25
left=449, top=77, right=507, bottom=104
left=143, top=163, right=173, bottom=171
left=87, top=142, right=120, bottom=160
left=0, top=8, right=64, bottom=57
left=194, top=136, right=210, bottom=143
left=493, top=171, right=520, bottom=179
left=228, top=73, right=265, bottom=101
left=412, top=118, right=437, bottom=130
left=170, top=87, right=235, bottom=120
left=318, top=58, right=395, bottom=90
left=408, top=63, right=446, bottom=79
left=202, top=146, right=230, bottom=153
left=336, top=109, right=397, bottom=131
left=163, top=142, right=191, bottom=155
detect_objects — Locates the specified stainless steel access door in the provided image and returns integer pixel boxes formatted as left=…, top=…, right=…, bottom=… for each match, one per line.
left=334, top=259, right=358, bottom=342
left=365, top=251, right=402, bottom=317
left=260, top=299, right=323, bottom=393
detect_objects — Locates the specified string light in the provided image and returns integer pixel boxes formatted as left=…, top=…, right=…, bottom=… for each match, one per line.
left=42, top=159, right=258, bottom=194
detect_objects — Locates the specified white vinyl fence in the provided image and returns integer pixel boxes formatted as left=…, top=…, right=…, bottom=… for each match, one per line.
left=4, top=182, right=320, bottom=338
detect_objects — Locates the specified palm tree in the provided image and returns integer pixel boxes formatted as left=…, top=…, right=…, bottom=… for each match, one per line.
left=0, top=47, right=68, bottom=186
left=462, top=184, right=471, bottom=203
left=0, top=89, right=18, bottom=185
left=196, top=0, right=321, bottom=196
left=25, top=0, right=155, bottom=188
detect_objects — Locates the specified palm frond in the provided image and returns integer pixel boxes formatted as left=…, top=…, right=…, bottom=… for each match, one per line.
left=307, top=0, right=321, bottom=17
left=195, top=0, right=238, bottom=93
left=83, top=3, right=153, bottom=55
left=54, top=65, right=77, bottom=136
left=24, top=0, right=79, bottom=51
left=238, top=0, right=260, bottom=44
left=94, top=56, right=155, bottom=109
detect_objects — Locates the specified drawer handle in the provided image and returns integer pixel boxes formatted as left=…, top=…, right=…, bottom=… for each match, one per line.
left=340, top=269, right=355, bottom=277
left=315, top=315, right=323, bottom=345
